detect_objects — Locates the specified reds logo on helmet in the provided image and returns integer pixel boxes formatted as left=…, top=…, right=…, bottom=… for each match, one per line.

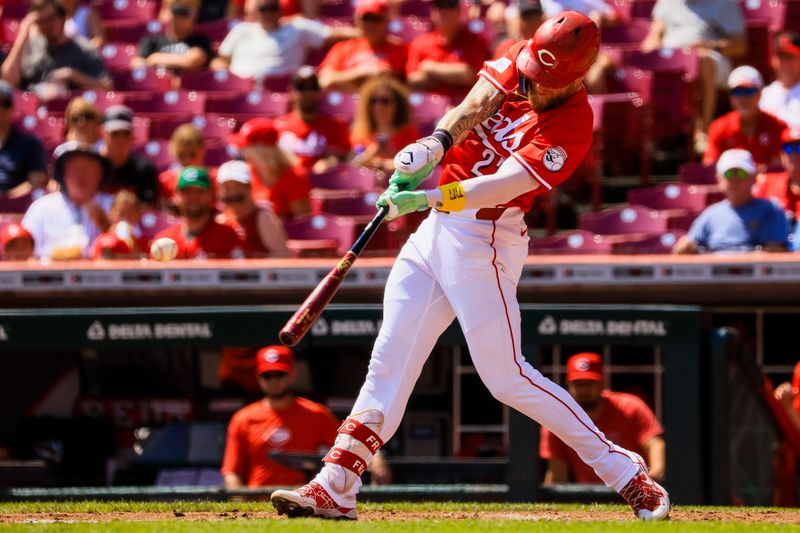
left=516, top=11, right=600, bottom=89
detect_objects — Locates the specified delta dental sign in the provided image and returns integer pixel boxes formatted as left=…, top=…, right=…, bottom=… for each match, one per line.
left=537, top=316, right=668, bottom=337
left=86, top=321, right=213, bottom=341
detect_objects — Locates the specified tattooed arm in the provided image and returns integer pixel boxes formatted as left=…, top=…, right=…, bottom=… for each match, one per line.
left=436, top=77, right=506, bottom=145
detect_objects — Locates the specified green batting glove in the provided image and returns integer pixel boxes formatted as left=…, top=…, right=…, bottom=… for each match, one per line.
left=389, top=162, right=436, bottom=191
left=378, top=190, right=429, bottom=221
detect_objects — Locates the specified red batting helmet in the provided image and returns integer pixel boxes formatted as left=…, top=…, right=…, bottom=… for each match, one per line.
left=516, top=10, right=600, bottom=89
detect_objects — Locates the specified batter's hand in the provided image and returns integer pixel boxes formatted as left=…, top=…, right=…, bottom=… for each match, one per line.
left=394, top=137, right=444, bottom=177
left=389, top=161, right=436, bottom=192
left=377, top=190, right=429, bottom=221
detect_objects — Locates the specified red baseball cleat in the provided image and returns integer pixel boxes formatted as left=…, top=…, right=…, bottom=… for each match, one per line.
left=619, top=463, right=671, bottom=521
left=270, top=481, right=357, bottom=520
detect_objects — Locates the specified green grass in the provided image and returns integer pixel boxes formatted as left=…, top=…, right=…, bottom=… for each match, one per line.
left=0, top=501, right=798, bottom=532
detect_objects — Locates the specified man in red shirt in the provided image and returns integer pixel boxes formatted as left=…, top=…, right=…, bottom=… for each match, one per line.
left=406, top=0, right=489, bottom=98
left=704, top=65, right=787, bottom=168
left=152, top=166, right=244, bottom=259
left=272, top=12, right=670, bottom=521
left=275, top=66, right=352, bottom=173
left=318, top=0, right=408, bottom=91
left=753, top=126, right=800, bottom=218
left=221, top=346, right=340, bottom=488
left=540, top=353, right=666, bottom=484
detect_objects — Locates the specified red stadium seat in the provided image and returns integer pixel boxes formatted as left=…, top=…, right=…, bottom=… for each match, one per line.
left=204, top=145, right=238, bottom=166
left=318, top=91, right=359, bottom=121
left=319, top=0, right=354, bottom=18
left=204, top=90, right=290, bottom=120
left=1, top=3, right=30, bottom=19
left=139, top=210, right=178, bottom=241
left=131, top=116, right=151, bottom=146
left=1, top=18, right=21, bottom=46
left=398, top=0, right=432, bottom=17
left=387, top=17, right=433, bottom=43
left=11, top=90, right=39, bottom=121
left=102, top=19, right=162, bottom=43
left=0, top=192, right=35, bottom=214
left=15, top=115, right=64, bottom=148
left=664, top=209, right=696, bottom=231
left=736, top=22, right=773, bottom=82
left=621, top=48, right=700, bottom=80
left=44, top=90, right=125, bottom=114
left=530, top=230, right=613, bottom=255
left=740, top=0, right=786, bottom=31
left=309, top=190, right=379, bottom=217
left=179, top=70, right=254, bottom=95
left=611, top=230, right=686, bottom=254
left=96, top=0, right=156, bottom=22
left=283, top=214, right=360, bottom=256
left=408, top=92, right=450, bottom=135
left=100, top=42, right=139, bottom=72
left=127, top=90, right=206, bottom=117
left=193, top=19, right=237, bottom=43
left=588, top=91, right=649, bottom=179
left=600, top=18, right=651, bottom=50
left=627, top=183, right=708, bottom=213
left=309, top=165, right=378, bottom=192
left=679, top=162, right=717, bottom=184
left=112, top=67, right=174, bottom=93
left=149, top=114, right=236, bottom=143
left=579, top=204, right=669, bottom=235
left=134, top=139, right=175, bottom=171
left=262, top=75, right=292, bottom=92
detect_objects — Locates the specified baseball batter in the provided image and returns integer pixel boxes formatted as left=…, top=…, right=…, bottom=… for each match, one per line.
left=271, top=11, right=670, bottom=521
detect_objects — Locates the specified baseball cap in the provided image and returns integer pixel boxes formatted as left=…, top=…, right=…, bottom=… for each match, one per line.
left=355, top=0, right=389, bottom=17
left=0, top=81, right=14, bottom=104
left=177, top=166, right=212, bottom=191
left=256, top=345, right=294, bottom=374
left=716, top=148, right=756, bottom=177
left=727, top=65, right=763, bottom=90
left=566, top=352, right=603, bottom=382
left=0, top=222, right=33, bottom=250
left=775, top=31, right=800, bottom=57
left=291, top=65, right=318, bottom=86
left=228, top=118, right=278, bottom=148
left=52, top=140, right=111, bottom=184
left=91, top=233, right=132, bottom=259
left=519, top=0, right=543, bottom=16
left=217, top=160, right=252, bottom=185
left=103, top=105, right=134, bottom=133
left=782, top=127, right=800, bottom=144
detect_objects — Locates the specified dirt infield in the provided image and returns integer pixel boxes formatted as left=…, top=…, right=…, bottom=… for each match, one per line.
left=2, top=508, right=799, bottom=524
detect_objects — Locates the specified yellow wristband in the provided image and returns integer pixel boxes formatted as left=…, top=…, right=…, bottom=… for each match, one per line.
left=437, top=182, right=466, bottom=212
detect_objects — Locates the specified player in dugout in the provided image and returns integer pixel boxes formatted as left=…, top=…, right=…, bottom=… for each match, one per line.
left=270, top=11, right=670, bottom=521
left=540, top=352, right=666, bottom=484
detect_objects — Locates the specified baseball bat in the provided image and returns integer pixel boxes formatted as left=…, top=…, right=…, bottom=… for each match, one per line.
left=278, top=205, right=390, bottom=347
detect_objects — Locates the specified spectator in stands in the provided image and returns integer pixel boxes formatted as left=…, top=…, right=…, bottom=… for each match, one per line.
left=131, top=0, right=212, bottom=73
left=91, top=190, right=147, bottom=259
left=228, top=0, right=320, bottom=20
left=318, top=0, right=407, bottom=92
left=753, top=127, right=800, bottom=220
left=100, top=106, right=159, bottom=206
left=673, top=148, right=789, bottom=254
left=0, top=81, right=49, bottom=197
left=221, top=345, right=341, bottom=488
left=159, top=123, right=209, bottom=208
left=230, top=118, right=311, bottom=219
left=774, top=362, right=800, bottom=434
left=22, top=141, right=112, bottom=259
left=640, top=0, right=746, bottom=153
left=0, top=222, right=35, bottom=261
left=215, top=160, right=290, bottom=257
left=64, top=96, right=102, bottom=147
left=540, top=352, right=665, bottom=484
left=406, top=0, right=489, bottom=97
left=1, top=0, right=112, bottom=100
left=760, top=31, right=800, bottom=129
left=211, top=0, right=354, bottom=81
left=494, top=0, right=544, bottom=58
left=541, top=0, right=619, bottom=29
left=153, top=166, right=245, bottom=259
left=60, top=0, right=105, bottom=49
left=350, top=77, right=420, bottom=173
left=275, top=67, right=351, bottom=174
left=704, top=66, right=787, bottom=169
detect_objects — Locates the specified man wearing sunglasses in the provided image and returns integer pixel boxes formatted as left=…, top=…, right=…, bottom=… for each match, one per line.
left=0, top=81, right=48, bottom=199
left=222, top=346, right=341, bottom=489
left=212, top=0, right=355, bottom=81
left=272, top=11, right=670, bottom=522
left=406, top=0, right=490, bottom=97
left=754, top=127, right=800, bottom=221
left=318, top=0, right=408, bottom=91
left=760, top=31, right=800, bottom=129
left=1, top=0, right=111, bottom=99
left=704, top=65, right=787, bottom=168
left=674, top=148, right=789, bottom=254
left=131, top=0, right=212, bottom=73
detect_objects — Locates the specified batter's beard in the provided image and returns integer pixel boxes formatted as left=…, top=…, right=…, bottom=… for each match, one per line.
left=530, top=92, right=572, bottom=112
